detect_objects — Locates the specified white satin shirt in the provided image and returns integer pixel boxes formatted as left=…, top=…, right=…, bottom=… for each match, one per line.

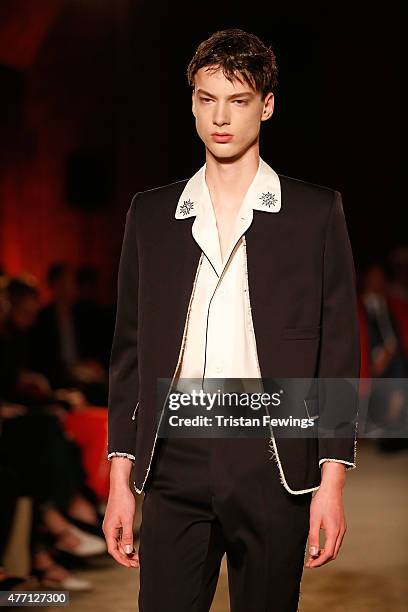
left=173, top=156, right=281, bottom=392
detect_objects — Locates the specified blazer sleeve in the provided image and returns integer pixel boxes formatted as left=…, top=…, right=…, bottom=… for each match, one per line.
left=107, top=193, right=140, bottom=462
left=317, top=190, right=361, bottom=470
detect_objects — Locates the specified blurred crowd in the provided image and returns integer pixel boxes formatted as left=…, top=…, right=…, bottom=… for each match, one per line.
left=0, top=263, right=116, bottom=591
left=357, top=248, right=408, bottom=449
left=0, top=246, right=407, bottom=592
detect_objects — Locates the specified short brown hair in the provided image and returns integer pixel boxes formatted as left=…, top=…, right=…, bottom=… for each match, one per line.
left=186, top=28, right=278, bottom=99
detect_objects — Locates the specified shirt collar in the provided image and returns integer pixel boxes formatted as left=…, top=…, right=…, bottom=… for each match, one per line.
left=175, top=156, right=281, bottom=219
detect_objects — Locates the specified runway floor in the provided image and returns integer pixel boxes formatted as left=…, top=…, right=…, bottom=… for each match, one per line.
left=44, top=439, right=408, bottom=611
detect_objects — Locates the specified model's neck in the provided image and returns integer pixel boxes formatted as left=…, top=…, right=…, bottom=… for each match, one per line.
left=204, top=147, right=260, bottom=208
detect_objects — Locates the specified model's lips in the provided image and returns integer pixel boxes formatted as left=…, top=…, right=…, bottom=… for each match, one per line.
left=211, top=133, right=233, bottom=143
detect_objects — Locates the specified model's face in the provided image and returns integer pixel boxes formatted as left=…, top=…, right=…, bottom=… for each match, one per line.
left=192, top=65, right=274, bottom=160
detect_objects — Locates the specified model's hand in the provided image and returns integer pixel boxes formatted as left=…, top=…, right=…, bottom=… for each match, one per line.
left=305, top=483, right=346, bottom=568
left=103, top=485, right=139, bottom=568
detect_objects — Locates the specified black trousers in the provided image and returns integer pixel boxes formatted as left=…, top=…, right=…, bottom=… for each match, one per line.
left=138, top=435, right=312, bottom=612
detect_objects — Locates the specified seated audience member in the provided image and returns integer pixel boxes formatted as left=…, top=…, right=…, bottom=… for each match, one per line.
left=29, top=263, right=107, bottom=404
left=0, top=402, right=107, bottom=590
left=0, top=277, right=49, bottom=403
left=0, top=277, right=107, bottom=590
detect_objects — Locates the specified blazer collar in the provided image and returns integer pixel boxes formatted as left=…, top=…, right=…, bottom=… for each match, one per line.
left=175, top=156, right=281, bottom=219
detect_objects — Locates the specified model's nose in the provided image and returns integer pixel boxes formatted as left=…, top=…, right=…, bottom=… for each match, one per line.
left=213, top=102, right=230, bottom=126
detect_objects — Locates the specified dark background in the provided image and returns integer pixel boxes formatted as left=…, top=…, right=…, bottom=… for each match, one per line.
left=0, top=1, right=405, bottom=302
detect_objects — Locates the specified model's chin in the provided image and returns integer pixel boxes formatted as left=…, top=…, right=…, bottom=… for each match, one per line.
left=205, top=141, right=241, bottom=160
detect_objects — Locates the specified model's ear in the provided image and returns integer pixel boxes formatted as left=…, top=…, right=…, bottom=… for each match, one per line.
left=261, top=92, right=274, bottom=122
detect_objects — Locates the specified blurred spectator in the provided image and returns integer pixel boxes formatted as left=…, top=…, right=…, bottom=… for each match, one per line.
left=0, top=409, right=106, bottom=590
left=0, top=272, right=108, bottom=589
left=29, top=262, right=108, bottom=403
left=386, top=247, right=408, bottom=358
left=29, top=262, right=79, bottom=389
left=361, top=263, right=408, bottom=375
left=359, top=262, right=408, bottom=451
left=0, top=277, right=50, bottom=403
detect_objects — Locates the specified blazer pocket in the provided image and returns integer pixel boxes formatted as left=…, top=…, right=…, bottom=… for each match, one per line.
left=131, top=401, right=140, bottom=421
left=282, top=326, right=321, bottom=340
left=304, top=398, right=319, bottom=420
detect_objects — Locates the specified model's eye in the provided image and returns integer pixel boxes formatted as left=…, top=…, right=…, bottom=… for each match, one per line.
left=199, top=97, right=213, bottom=103
left=233, top=99, right=247, bottom=105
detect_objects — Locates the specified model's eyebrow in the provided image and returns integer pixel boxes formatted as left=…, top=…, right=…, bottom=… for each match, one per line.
left=196, top=88, right=254, bottom=99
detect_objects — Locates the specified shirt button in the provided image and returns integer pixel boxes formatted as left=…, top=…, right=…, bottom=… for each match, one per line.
left=215, top=363, right=224, bottom=374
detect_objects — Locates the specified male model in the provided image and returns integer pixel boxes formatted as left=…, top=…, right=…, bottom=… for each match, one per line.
left=103, top=28, right=360, bottom=612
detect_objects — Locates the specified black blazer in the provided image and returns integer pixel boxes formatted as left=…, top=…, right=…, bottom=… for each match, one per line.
left=107, top=173, right=361, bottom=495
